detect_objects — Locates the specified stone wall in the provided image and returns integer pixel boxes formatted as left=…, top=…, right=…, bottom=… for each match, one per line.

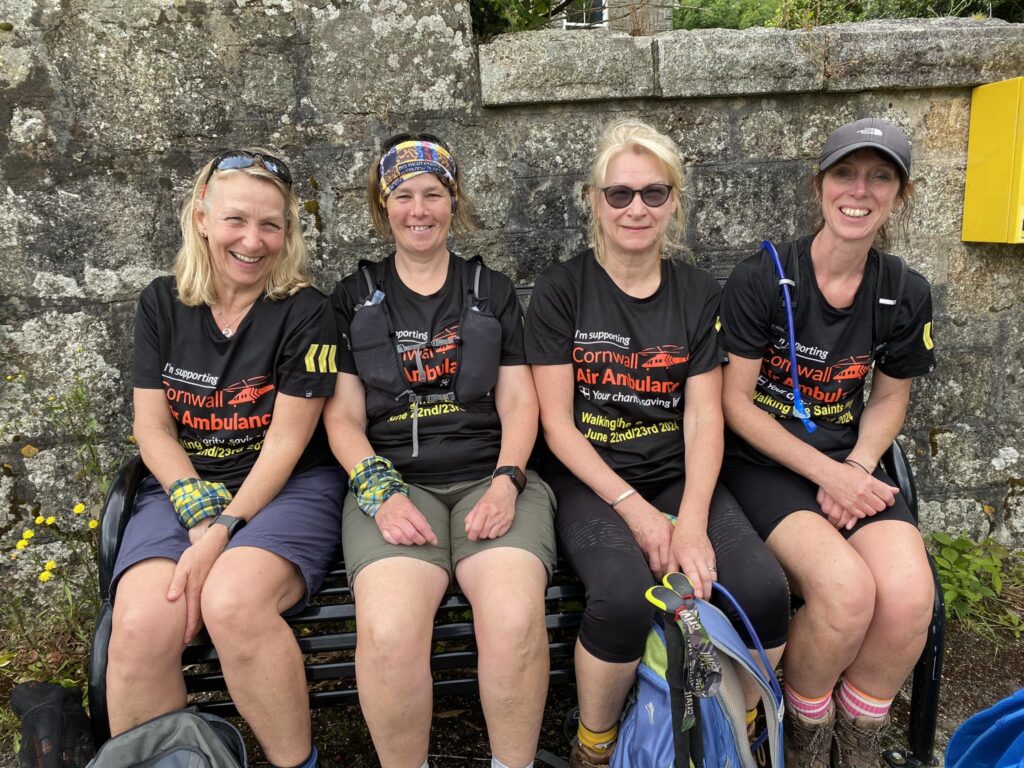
left=1, top=1, right=1022, bottom=547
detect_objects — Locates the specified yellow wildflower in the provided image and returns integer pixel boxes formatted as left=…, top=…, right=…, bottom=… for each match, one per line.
left=22, top=529, right=34, bottom=540
left=4, top=374, right=11, bottom=381
left=38, top=570, right=52, bottom=583
left=73, top=502, right=86, bottom=515
left=15, top=540, right=28, bottom=550
left=45, top=516, right=56, bottom=525
left=88, top=520, right=99, bottom=530
left=35, top=515, right=45, bottom=524
left=44, top=560, right=57, bottom=571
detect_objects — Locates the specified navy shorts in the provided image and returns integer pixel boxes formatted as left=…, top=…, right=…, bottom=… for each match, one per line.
left=111, top=465, right=345, bottom=615
left=721, top=460, right=916, bottom=541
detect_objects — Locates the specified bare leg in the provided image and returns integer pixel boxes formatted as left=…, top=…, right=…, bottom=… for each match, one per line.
left=350, top=557, right=449, bottom=768
left=457, top=548, right=549, bottom=768
left=741, top=644, right=786, bottom=710
left=574, top=643, right=639, bottom=733
left=106, top=558, right=188, bottom=734
left=201, top=547, right=310, bottom=767
left=766, top=512, right=876, bottom=697
left=844, top=521, right=933, bottom=697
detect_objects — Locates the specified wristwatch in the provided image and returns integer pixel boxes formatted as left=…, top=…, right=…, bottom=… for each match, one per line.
left=211, top=514, right=246, bottom=540
left=491, top=465, right=527, bottom=495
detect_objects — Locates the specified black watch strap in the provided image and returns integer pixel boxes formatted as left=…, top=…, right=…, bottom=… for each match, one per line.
left=491, top=465, right=527, bottom=495
left=212, top=514, right=246, bottom=540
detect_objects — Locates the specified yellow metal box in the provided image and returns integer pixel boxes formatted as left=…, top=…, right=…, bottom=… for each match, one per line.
left=962, top=76, right=1024, bottom=244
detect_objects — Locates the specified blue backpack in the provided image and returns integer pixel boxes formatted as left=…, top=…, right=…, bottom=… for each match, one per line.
left=946, top=688, right=1024, bottom=768
left=610, top=578, right=784, bottom=768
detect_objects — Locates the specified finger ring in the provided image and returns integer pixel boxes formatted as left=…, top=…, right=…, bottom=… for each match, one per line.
left=707, top=566, right=717, bottom=572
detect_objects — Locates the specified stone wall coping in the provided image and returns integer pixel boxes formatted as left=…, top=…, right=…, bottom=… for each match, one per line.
left=479, top=18, right=1024, bottom=105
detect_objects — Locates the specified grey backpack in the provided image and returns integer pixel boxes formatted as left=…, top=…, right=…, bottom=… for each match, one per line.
left=87, top=708, right=246, bottom=768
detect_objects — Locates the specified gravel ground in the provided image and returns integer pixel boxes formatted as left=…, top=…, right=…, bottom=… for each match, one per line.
left=4, top=623, right=1021, bottom=767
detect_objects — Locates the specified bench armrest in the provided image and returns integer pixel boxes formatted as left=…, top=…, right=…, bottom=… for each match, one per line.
left=97, top=454, right=150, bottom=599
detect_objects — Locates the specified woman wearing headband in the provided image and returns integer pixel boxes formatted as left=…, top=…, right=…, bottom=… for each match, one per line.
left=323, top=133, right=555, bottom=768
left=525, top=118, right=790, bottom=768
left=106, top=149, right=342, bottom=768
left=719, top=118, right=936, bottom=767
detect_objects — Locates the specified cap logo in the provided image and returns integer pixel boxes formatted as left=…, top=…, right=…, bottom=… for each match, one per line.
left=856, top=127, right=883, bottom=136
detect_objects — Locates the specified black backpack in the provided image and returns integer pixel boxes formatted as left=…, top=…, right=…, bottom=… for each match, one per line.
left=86, top=707, right=246, bottom=768
left=769, top=240, right=908, bottom=366
left=11, top=681, right=93, bottom=768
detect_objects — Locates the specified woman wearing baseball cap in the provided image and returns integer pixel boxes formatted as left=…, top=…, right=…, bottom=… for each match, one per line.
left=718, top=118, right=936, bottom=767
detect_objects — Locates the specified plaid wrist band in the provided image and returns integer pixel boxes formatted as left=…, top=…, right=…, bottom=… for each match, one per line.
left=349, top=456, right=408, bottom=517
left=168, top=477, right=233, bottom=529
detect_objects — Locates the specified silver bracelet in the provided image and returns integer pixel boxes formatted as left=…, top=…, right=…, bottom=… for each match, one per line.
left=610, top=488, right=636, bottom=508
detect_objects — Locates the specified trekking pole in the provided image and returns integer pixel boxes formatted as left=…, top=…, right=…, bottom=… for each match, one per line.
left=647, top=585, right=694, bottom=768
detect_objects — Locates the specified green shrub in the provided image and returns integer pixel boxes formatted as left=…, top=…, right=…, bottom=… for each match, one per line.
left=929, top=531, right=1023, bottom=642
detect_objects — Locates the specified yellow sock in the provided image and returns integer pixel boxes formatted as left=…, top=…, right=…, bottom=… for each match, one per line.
left=578, top=721, right=618, bottom=755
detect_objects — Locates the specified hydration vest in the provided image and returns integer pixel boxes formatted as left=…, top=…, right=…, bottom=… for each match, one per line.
left=769, top=240, right=908, bottom=366
left=348, top=254, right=503, bottom=457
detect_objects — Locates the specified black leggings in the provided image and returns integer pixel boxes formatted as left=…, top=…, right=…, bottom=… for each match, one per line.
left=552, top=474, right=790, bottom=663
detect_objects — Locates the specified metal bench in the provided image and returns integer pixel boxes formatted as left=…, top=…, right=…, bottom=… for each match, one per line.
left=85, top=282, right=944, bottom=766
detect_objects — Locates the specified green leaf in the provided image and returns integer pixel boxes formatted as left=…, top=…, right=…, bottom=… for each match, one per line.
left=942, top=546, right=960, bottom=562
left=944, top=589, right=958, bottom=603
left=931, top=531, right=954, bottom=545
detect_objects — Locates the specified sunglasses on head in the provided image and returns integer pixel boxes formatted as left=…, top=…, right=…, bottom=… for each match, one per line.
left=204, top=150, right=293, bottom=187
left=601, top=183, right=673, bottom=209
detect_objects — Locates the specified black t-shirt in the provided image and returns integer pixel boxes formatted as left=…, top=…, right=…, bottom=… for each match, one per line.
left=719, top=236, right=936, bottom=465
left=525, top=248, right=722, bottom=487
left=332, top=253, right=526, bottom=484
left=133, top=276, right=338, bottom=493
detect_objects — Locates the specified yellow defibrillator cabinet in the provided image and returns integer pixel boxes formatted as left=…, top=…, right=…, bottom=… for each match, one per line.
left=962, top=76, right=1024, bottom=244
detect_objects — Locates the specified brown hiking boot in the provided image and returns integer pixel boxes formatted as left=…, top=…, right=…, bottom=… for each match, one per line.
left=831, top=703, right=890, bottom=768
left=569, top=741, right=612, bottom=768
left=783, top=705, right=834, bottom=768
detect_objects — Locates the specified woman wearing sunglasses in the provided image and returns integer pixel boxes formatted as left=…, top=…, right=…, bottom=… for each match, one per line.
left=719, top=119, right=936, bottom=767
left=525, top=119, right=789, bottom=768
left=323, top=134, right=555, bottom=768
left=106, top=149, right=341, bottom=768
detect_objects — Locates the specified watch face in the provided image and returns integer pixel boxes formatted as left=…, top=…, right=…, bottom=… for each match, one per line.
left=493, top=466, right=526, bottom=494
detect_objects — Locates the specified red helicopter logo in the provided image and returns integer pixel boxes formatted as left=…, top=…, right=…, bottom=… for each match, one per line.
left=225, top=375, right=275, bottom=405
left=639, top=345, right=690, bottom=369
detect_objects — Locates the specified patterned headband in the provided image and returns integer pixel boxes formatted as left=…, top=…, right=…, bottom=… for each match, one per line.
left=378, top=139, right=458, bottom=206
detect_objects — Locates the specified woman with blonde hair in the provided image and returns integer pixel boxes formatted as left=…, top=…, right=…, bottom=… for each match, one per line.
left=324, top=133, right=555, bottom=768
left=106, top=149, right=342, bottom=768
left=526, top=119, right=790, bottom=767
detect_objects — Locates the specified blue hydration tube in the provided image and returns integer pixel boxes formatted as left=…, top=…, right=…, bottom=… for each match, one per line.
left=760, top=240, right=816, bottom=434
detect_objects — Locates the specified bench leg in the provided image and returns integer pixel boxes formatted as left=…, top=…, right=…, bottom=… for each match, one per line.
left=883, top=555, right=944, bottom=767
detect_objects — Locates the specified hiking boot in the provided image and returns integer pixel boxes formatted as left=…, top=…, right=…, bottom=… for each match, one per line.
left=783, top=705, right=834, bottom=768
left=569, top=741, right=612, bottom=768
left=831, top=703, right=890, bottom=768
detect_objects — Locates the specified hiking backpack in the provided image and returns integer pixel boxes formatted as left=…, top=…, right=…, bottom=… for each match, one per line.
left=767, top=239, right=908, bottom=366
left=86, top=707, right=247, bottom=768
left=610, top=578, right=785, bottom=768
left=946, top=688, right=1024, bottom=768
left=11, top=681, right=94, bottom=768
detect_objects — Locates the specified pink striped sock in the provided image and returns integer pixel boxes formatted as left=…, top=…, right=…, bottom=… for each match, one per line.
left=837, top=678, right=893, bottom=719
left=784, top=684, right=833, bottom=721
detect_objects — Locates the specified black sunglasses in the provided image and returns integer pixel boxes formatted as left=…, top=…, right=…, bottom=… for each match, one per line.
left=204, top=150, right=293, bottom=187
left=601, top=183, right=673, bottom=209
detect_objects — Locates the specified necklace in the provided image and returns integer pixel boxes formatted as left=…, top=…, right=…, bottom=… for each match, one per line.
left=212, top=301, right=254, bottom=337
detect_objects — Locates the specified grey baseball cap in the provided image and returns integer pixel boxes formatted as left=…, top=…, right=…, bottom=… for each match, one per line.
left=819, top=118, right=911, bottom=178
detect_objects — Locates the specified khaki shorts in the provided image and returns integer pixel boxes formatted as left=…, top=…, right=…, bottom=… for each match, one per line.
left=341, top=470, right=556, bottom=587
